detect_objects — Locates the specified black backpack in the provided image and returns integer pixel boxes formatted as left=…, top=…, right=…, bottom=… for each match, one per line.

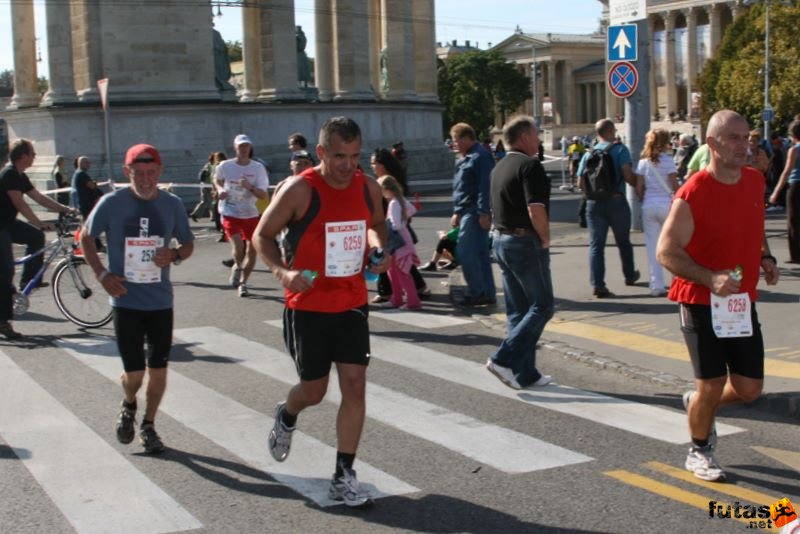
left=581, top=146, right=618, bottom=201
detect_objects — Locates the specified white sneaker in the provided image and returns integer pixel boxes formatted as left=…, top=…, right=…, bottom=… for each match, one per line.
left=238, top=284, right=249, bottom=297
left=529, top=374, right=553, bottom=387
left=485, top=358, right=520, bottom=389
left=229, top=266, right=242, bottom=288
left=685, top=446, right=726, bottom=482
left=650, top=288, right=667, bottom=297
left=328, top=467, right=373, bottom=508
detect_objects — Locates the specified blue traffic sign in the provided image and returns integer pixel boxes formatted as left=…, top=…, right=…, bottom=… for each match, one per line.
left=762, top=108, right=775, bottom=122
left=607, top=61, right=639, bottom=98
left=608, top=25, right=637, bottom=62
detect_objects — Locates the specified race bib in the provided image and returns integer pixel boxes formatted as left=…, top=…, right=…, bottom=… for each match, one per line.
left=124, top=236, right=164, bottom=283
left=325, top=221, right=366, bottom=278
left=710, top=292, right=752, bottom=338
left=227, top=180, right=247, bottom=204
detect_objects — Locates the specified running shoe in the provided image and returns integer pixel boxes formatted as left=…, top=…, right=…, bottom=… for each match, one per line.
left=268, top=402, right=295, bottom=462
left=229, top=266, right=242, bottom=288
left=238, top=284, right=249, bottom=297
left=529, top=374, right=554, bottom=387
left=685, top=445, right=726, bottom=482
left=115, top=400, right=136, bottom=444
left=419, top=261, right=436, bottom=272
left=485, top=358, right=520, bottom=389
left=0, top=322, right=22, bottom=340
left=328, top=467, right=373, bottom=508
left=682, top=390, right=717, bottom=451
left=139, top=423, right=165, bottom=454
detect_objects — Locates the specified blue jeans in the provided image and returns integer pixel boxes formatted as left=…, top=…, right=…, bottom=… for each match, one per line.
left=491, top=233, right=554, bottom=386
left=456, top=212, right=495, bottom=300
left=587, top=196, right=637, bottom=290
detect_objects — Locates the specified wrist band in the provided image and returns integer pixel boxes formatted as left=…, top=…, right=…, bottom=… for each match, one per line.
left=98, top=269, right=110, bottom=282
left=761, top=254, right=777, bottom=264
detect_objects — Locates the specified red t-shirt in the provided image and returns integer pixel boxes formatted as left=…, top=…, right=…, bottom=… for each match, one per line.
left=668, top=167, right=765, bottom=305
left=283, top=168, right=373, bottom=312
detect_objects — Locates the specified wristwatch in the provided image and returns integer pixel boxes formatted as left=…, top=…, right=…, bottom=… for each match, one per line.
left=171, top=248, right=182, bottom=266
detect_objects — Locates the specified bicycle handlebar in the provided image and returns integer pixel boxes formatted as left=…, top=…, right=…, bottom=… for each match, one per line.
left=57, top=212, right=81, bottom=238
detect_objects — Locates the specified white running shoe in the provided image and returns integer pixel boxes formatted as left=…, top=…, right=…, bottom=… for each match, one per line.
left=238, top=284, right=249, bottom=297
left=529, top=374, right=553, bottom=387
left=328, top=467, right=373, bottom=508
left=685, top=446, right=726, bottom=482
left=268, top=402, right=295, bottom=462
left=485, top=358, right=520, bottom=389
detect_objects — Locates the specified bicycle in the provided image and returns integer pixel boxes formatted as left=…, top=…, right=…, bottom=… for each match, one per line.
left=13, top=214, right=112, bottom=328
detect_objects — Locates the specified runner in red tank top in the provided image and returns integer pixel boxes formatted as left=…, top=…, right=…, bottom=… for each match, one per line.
left=657, top=110, right=780, bottom=483
left=253, top=117, right=389, bottom=507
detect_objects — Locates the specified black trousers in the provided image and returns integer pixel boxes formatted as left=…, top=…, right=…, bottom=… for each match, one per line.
left=0, top=220, right=45, bottom=321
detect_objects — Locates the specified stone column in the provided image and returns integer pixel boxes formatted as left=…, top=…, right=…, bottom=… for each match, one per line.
left=333, top=0, right=375, bottom=100
left=71, top=2, right=101, bottom=102
left=596, top=82, right=604, bottom=122
left=240, top=2, right=263, bottom=102
left=9, top=0, right=40, bottom=109
left=547, top=62, right=559, bottom=124
left=563, top=62, right=576, bottom=123
left=664, top=11, right=678, bottom=117
left=381, top=0, right=416, bottom=100
left=685, top=8, right=698, bottom=118
left=648, top=16, right=658, bottom=119
left=709, top=4, right=722, bottom=54
left=367, top=0, right=382, bottom=94
left=315, top=0, right=335, bottom=101
left=413, top=0, right=437, bottom=102
left=258, top=0, right=304, bottom=101
left=41, top=0, right=77, bottom=106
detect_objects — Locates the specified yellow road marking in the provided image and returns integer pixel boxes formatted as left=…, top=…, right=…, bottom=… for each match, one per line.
left=544, top=320, right=800, bottom=379
left=752, top=446, right=800, bottom=473
left=645, top=462, right=779, bottom=505
left=766, top=346, right=792, bottom=353
left=603, top=470, right=752, bottom=525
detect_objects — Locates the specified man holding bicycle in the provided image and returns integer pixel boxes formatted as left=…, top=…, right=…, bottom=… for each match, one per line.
left=0, top=139, right=74, bottom=340
left=81, top=143, right=194, bottom=454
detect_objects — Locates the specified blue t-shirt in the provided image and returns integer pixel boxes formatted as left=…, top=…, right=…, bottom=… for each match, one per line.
left=86, top=187, right=194, bottom=310
left=577, top=141, right=633, bottom=194
left=789, top=144, right=800, bottom=184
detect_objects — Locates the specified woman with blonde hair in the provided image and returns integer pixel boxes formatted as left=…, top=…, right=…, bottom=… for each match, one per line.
left=377, top=174, right=421, bottom=310
left=635, top=128, right=679, bottom=296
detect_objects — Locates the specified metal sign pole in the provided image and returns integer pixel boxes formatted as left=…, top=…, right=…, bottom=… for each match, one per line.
left=623, top=18, right=650, bottom=232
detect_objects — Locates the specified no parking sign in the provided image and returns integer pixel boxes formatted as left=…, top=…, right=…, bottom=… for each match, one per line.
left=607, top=61, right=639, bottom=98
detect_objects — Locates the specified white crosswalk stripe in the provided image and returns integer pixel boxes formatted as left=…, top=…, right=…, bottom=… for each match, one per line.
left=368, top=309, right=474, bottom=329
left=0, top=349, right=203, bottom=534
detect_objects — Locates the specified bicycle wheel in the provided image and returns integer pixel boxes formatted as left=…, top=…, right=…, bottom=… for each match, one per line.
left=52, top=256, right=113, bottom=328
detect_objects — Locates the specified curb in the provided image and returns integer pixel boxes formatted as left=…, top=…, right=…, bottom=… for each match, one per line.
left=448, top=269, right=800, bottom=422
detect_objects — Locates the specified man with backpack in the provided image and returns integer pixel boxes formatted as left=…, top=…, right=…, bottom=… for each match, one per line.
left=577, top=118, right=640, bottom=298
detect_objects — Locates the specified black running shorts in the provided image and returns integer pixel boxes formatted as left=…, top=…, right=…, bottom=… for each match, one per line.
left=679, top=303, right=764, bottom=380
left=112, top=307, right=173, bottom=372
left=283, top=305, right=371, bottom=381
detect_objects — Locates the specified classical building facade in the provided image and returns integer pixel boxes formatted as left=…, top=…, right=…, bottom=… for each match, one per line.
left=3, top=0, right=449, bottom=190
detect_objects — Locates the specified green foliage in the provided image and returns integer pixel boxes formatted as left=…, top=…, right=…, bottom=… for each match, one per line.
left=0, top=70, right=13, bottom=97
left=699, top=3, right=800, bottom=131
left=226, top=40, right=242, bottom=63
left=437, top=50, right=531, bottom=138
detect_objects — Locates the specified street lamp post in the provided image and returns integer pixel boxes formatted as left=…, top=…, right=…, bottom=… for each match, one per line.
left=763, top=0, right=771, bottom=141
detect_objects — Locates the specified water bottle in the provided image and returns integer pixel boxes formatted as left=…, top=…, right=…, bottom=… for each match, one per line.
left=364, top=248, right=384, bottom=283
left=300, top=269, right=318, bottom=283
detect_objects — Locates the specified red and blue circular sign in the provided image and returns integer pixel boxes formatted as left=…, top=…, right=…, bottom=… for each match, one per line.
left=607, top=61, right=639, bottom=98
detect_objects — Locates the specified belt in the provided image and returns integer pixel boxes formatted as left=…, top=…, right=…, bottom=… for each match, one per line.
left=497, top=228, right=536, bottom=237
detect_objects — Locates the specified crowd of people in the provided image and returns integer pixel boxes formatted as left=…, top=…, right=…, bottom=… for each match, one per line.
left=0, top=106, right=791, bottom=504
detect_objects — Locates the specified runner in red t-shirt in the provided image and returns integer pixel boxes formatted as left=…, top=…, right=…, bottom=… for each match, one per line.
left=657, top=110, right=780, bottom=483
left=253, top=117, right=389, bottom=507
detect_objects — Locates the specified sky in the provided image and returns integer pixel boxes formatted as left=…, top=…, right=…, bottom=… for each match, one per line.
left=0, top=0, right=603, bottom=78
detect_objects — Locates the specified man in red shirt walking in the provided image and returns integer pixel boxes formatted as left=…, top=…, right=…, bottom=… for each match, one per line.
left=657, top=110, right=779, bottom=482
left=254, top=117, right=389, bottom=507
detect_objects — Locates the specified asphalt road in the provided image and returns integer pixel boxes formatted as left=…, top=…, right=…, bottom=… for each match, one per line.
left=0, top=183, right=798, bottom=533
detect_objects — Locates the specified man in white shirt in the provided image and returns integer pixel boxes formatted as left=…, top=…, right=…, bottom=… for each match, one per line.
left=215, top=134, right=269, bottom=297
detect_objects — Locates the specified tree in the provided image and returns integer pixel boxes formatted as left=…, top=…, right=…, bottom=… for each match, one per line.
left=438, top=50, right=531, bottom=138
left=699, top=3, right=800, bottom=131
left=0, top=69, right=13, bottom=97
left=226, top=40, right=242, bottom=63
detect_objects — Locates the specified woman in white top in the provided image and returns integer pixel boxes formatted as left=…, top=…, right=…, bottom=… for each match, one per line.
left=635, top=129, right=679, bottom=296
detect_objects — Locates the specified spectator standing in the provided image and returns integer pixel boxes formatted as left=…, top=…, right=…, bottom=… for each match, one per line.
left=486, top=116, right=554, bottom=389
left=208, top=152, right=227, bottom=241
left=577, top=118, right=640, bottom=298
left=450, top=122, right=496, bottom=306
left=657, top=110, right=779, bottom=482
left=51, top=155, right=70, bottom=206
left=634, top=129, right=679, bottom=297
left=71, top=156, right=101, bottom=219
left=378, top=175, right=421, bottom=310
left=190, top=153, right=215, bottom=222
left=215, top=134, right=269, bottom=297
left=567, top=136, right=584, bottom=188
left=768, top=119, right=800, bottom=263
left=673, top=134, right=697, bottom=183
left=80, top=143, right=194, bottom=454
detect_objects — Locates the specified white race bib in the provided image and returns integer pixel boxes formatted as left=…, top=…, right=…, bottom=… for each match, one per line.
left=124, top=237, right=164, bottom=283
left=710, top=292, right=752, bottom=338
left=324, top=221, right=366, bottom=278
left=227, top=180, right=247, bottom=204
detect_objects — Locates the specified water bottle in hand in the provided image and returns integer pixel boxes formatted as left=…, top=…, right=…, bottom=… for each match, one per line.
left=364, top=248, right=385, bottom=283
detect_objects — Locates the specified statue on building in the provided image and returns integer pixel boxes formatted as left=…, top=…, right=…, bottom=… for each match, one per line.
left=296, top=26, right=312, bottom=87
left=380, top=47, right=389, bottom=94
left=213, top=26, right=235, bottom=92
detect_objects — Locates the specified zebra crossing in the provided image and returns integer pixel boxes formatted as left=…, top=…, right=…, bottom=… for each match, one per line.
left=1, top=324, right=749, bottom=533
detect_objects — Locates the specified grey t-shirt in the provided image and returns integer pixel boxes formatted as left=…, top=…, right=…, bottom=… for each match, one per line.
left=86, top=187, right=194, bottom=310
